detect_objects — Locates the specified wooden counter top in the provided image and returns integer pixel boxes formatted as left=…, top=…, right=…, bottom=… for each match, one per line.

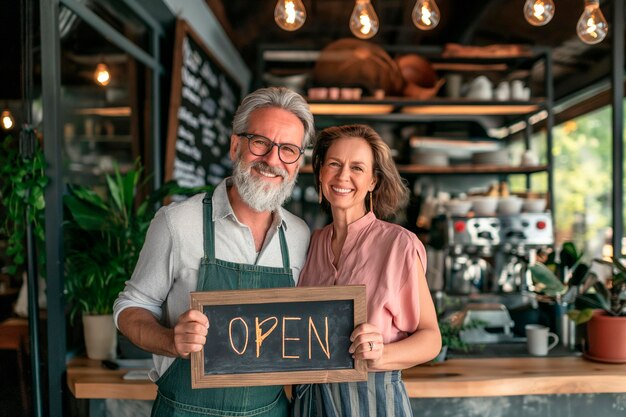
left=67, top=358, right=156, bottom=400
left=403, top=356, right=626, bottom=398
left=67, top=356, right=626, bottom=400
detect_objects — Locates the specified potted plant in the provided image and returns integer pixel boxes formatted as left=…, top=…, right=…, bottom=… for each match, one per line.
left=567, top=257, right=626, bottom=363
left=63, top=160, right=208, bottom=359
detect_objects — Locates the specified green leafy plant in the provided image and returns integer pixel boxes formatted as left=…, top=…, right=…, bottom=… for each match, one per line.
left=567, top=257, right=626, bottom=324
left=530, top=241, right=626, bottom=324
left=0, top=135, right=48, bottom=275
left=529, top=242, right=588, bottom=298
left=63, top=160, right=210, bottom=320
left=439, top=320, right=471, bottom=352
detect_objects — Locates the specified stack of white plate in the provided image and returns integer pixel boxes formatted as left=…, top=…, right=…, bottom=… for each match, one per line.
left=472, top=149, right=509, bottom=166
left=411, top=150, right=449, bottom=167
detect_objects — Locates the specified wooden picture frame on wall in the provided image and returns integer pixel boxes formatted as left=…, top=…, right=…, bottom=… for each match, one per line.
left=190, top=286, right=367, bottom=388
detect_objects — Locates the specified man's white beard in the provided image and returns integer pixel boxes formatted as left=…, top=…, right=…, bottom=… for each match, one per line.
left=232, top=157, right=297, bottom=212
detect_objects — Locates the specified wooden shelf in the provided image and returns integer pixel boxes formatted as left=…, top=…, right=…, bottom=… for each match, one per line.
left=397, top=164, right=548, bottom=175
left=299, top=164, right=548, bottom=175
left=307, top=99, right=544, bottom=116
left=74, top=107, right=132, bottom=117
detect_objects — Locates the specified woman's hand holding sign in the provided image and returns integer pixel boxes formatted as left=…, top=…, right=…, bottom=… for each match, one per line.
left=349, top=323, right=384, bottom=368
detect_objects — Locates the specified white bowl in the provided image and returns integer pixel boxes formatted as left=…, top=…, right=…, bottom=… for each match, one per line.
left=445, top=200, right=472, bottom=216
left=522, top=198, right=547, bottom=213
left=498, top=197, right=523, bottom=215
left=470, top=196, right=498, bottom=216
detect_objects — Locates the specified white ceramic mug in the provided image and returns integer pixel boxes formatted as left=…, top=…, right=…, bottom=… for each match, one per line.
left=525, top=324, right=559, bottom=356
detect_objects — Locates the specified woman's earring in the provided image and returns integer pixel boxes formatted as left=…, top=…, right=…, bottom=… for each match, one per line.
left=318, top=184, right=323, bottom=204
left=369, top=191, right=373, bottom=212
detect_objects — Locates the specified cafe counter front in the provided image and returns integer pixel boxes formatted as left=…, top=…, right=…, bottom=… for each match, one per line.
left=67, top=356, right=626, bottom=416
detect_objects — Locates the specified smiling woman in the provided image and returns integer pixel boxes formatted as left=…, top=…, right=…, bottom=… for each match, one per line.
left=295, top=124, right=441, bottom=417
left=319, top=136, right=377, bottom=223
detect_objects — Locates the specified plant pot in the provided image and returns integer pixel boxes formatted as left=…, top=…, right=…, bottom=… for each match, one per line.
left=82, top=314, right=117, bottom=360
left=586, top=310, right=626, bottom=363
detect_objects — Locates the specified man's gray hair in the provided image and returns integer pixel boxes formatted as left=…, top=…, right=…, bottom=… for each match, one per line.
left=232, top=87, right=315, bottom=148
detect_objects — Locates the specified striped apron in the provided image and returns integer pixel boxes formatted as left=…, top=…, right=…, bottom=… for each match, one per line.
left=293, top=370, right=413, bottom=417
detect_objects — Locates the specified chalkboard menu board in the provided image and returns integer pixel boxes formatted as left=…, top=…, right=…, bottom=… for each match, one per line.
left=190, top=286, right=367, bottom=388
left=165, top=20, right=243, bottom=188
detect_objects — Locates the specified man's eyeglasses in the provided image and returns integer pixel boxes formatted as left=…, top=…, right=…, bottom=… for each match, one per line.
left=237, top=133, right=304, bottom=164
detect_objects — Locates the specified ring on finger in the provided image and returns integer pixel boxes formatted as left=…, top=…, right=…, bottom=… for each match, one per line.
left=369, top=341, right=374, bottom=351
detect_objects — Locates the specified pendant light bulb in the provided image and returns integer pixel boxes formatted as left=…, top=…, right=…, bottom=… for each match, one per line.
left=350, top=0, right=379, bottom=39
left=577, top=0, right=608, bottom=44
left=412, top=0, right=440, bottom=30
left=274, top=0, right=306, bottom=31
left=1, top=108, right=14, bottom=130
left=523, top=0, right=555, bottom=26
left=94, top=63, right=111, bottom=86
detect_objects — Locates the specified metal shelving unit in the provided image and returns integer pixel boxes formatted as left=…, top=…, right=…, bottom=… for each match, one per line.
left=260, top=43, right=554, bottom=202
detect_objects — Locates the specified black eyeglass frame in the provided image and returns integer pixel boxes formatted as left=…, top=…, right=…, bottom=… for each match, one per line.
left=236, top=132, right=305, bottom=164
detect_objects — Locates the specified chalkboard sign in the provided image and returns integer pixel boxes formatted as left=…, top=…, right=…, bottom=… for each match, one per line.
left=165, top=19, right=243, bottom=189
left=190, top=286, right=367, bottom=388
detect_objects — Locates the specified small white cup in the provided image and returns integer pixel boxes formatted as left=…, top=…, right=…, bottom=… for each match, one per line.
left=511, top=80, right=525, bottom=100
left=525, top=324, right=559, bottom=356
left=495, top=81, right=511, bottom=101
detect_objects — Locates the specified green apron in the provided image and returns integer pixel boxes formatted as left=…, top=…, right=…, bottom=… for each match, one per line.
left=151, top=193, right=295, bottom=417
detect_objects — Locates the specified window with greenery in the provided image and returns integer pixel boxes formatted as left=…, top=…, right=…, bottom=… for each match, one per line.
left=508, top=105, right=616, bottom=260
left=552, top=107, right=613, bottom=259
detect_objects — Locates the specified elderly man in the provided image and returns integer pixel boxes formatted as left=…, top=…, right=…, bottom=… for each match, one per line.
left=114, top=87, right=315, bottom=417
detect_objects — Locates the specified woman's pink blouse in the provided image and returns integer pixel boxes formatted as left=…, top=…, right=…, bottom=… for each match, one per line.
left=298, top=212, right=427, bottom=344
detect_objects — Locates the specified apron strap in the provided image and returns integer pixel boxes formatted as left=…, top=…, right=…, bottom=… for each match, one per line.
left=278, top=225, right=290, bottom=269
left=202, top=193, right=215, bottom=262
left=204, top=189, right=290, bottom=268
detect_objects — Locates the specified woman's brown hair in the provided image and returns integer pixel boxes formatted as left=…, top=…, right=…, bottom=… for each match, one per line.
left=312, top=124, right=409, bottom=218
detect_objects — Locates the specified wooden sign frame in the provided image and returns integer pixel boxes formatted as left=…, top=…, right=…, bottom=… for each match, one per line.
left=190, top=286, right=367, bottom=388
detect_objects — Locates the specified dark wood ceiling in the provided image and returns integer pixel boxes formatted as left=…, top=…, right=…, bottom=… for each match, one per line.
left=208, top=0, right=620, bottom=102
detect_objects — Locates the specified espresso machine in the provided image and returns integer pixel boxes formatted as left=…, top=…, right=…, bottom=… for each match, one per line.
left=438, top=212, right=554, bottom=294
left=432, top=212, right=554, bottom=344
